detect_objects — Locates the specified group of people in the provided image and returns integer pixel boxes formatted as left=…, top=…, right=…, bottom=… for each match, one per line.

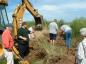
left=1, top=22, right=35, bottom=64
left=1, top=20, right=86, bottom=64
left=49, top=21, right=72, bottom=49
left=49, top=20, right=86, bottom=64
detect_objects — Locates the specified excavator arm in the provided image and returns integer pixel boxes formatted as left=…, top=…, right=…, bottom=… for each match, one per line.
left=13, top=0, right=43, bottom=36
left=13, top=3, right=26, bottom=36
left=25, top=0, right=43, bottom=29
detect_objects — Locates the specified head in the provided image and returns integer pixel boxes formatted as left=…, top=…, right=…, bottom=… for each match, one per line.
left=54, top=19, right=57, bottom=22
left=80, top=28, right=86, bottom=38
left=21, top=22, right=27, bottom=28
left=6, top=24, right=13, bottom=31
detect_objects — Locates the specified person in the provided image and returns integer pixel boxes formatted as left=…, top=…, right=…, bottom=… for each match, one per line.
left=28, top=26, right=35, bottom=39
left=77, top=28, right=86, bottom=64
left=17, top=22, right=30, bottom=58
left=60, top=25, right=72, bottom=49
left=49, top=21, right=58, bottom=45
left=2, top=25, right=14, bottom=64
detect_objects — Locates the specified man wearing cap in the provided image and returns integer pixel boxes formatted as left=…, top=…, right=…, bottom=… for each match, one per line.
left=2, top=25, right=14, bottom=64
left=77, top=28, right=86, bottom=64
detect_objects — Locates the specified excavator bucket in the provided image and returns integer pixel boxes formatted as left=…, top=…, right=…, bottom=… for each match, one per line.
left=34, top=15, right=43, bottom=30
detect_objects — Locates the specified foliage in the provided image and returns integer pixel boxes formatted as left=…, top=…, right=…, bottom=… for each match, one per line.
left=57, top=19, right=64, bottom=28
left=70, top=18, right=86, bottom=37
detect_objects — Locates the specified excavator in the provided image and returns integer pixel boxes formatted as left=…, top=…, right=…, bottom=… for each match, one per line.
left=0, top=0, right=43, bottom=64
left=13, top=0, right=43, bottom=36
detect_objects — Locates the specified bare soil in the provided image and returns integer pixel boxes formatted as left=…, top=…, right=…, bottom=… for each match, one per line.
left=23, top=29, right=77, bottom=64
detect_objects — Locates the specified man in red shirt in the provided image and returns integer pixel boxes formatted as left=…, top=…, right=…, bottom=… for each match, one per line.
left=2, top=25, right=14, bottom=64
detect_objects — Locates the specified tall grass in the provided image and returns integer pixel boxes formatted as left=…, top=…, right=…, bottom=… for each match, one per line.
left=70, top=18, right=86, bottom=47
left=70, top=18, right=86, bottom=38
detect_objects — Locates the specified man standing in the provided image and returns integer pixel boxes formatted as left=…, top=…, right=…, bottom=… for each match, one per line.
left=2, top=25, right=14, bottom=64
left=28, top=26, right=35, bottom=39
left=49, top=20, right=58, bottom=45
left=17, top=22, right=30, bottom=58
left=77, top=28, right=86, bottom=64
left=60, top=25, right=72, bottom=50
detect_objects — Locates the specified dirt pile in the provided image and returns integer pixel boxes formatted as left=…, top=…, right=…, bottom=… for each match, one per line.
left=25, top=30, right=76, bottom=64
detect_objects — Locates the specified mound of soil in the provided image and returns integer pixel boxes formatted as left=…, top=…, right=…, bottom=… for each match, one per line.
left=24, top=30, right=76, bottom=64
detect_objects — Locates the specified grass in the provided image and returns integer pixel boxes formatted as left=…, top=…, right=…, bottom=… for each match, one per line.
left=29, top=30, right=67, bottom=64
left=70, top=18, right=86, bottom=38
left=0, top=61, right=6, bottom=64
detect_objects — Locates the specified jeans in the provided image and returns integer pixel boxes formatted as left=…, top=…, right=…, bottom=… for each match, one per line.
left=65, top=31, right=72, bottom=48
left=4, top=49, right=14, bottom=64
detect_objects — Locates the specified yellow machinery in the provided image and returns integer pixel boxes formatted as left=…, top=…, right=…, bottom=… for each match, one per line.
left=13, top=0, right=43, bottom=36
left=0, top=43, right=4, bottom=59
left=0, top=0, right=43, bottom=64
left=0, top=0, right=8, bottom=5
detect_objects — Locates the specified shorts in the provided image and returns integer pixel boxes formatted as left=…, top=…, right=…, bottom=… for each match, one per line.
left=49, top=33, right=57, bottom=40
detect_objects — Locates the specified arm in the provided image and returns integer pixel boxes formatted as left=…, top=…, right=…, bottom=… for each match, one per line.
left=55, top=24, right=58, bottom=31
left=19, top=36, right=27, bottom=41
left=17, top=29, right=27, bottom=41
left=77, top=43, right=85, bottom=60
left=2, top=33, right=10, bottom=48
left=9, top=34, right=14, bottom=49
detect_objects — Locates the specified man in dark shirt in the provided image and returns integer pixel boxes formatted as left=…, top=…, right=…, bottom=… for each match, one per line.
left=17, top=22, right=30, bottom=58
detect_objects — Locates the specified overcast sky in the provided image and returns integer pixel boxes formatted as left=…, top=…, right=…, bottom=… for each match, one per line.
left=7, top=0, right=86, bottom=22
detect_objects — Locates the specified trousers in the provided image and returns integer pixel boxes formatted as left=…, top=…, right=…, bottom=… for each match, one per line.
left=4, top=49, right=14, bottom=64
left=65, top=31, right=72, bottom=48
left=18, top=44, right=29, bottom=58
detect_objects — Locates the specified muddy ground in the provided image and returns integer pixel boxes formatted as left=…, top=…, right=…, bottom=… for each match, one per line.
left=24, top=30, right=77, bottom=64
left=0, top=30, right=78, bottom=64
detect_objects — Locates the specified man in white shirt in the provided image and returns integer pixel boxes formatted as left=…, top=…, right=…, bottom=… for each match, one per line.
left=28, top=26, right=35, bottom=39
left=60, top=25, right=72, bottom=49
left=49, top=21, right=58, bottom=45
left=77, top=28, right=86, bottom=64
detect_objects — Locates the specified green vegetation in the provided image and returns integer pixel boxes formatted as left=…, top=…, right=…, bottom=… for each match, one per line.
left=27, top=21, right=35, bottom=27
left=0, top=24, right=4, bottom=29
left=0, top=59, right=6, bottom=64
left=70, top=18, right=86, bottom=37
left=57, top=19, right=65, bottom=28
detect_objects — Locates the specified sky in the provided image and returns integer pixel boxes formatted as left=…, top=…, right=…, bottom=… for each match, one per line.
left=6, top=0, right=86, bottom=22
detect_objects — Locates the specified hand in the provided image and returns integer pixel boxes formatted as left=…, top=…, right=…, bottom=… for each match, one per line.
left=8, top=48, right=13, bottom=52
left=23, top=37, right=27, bottom=41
